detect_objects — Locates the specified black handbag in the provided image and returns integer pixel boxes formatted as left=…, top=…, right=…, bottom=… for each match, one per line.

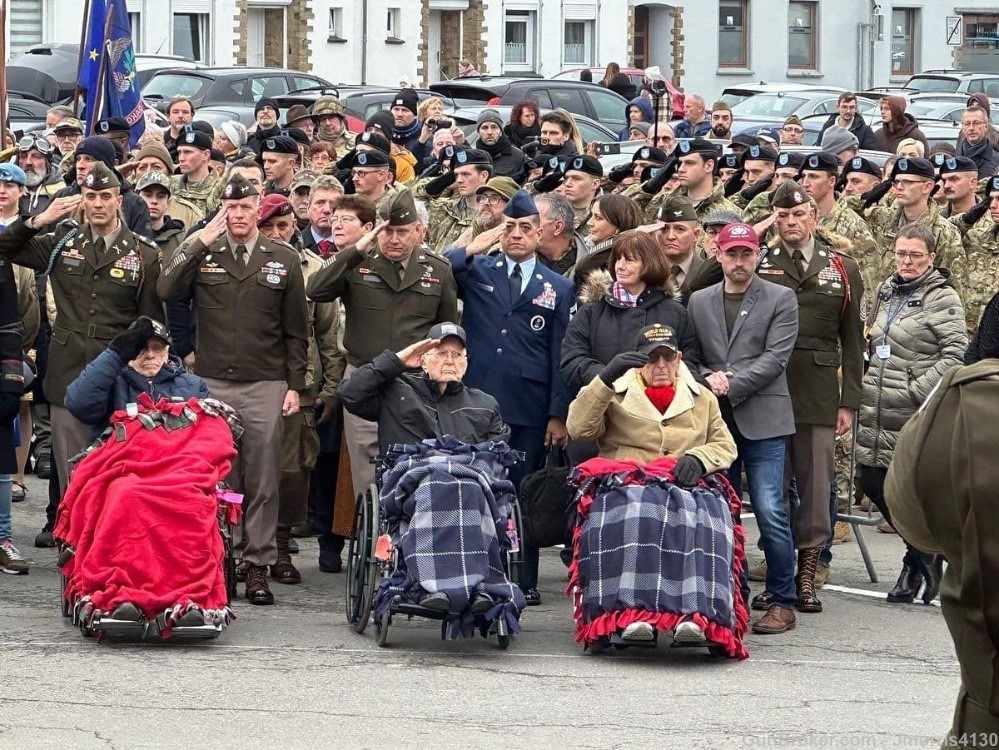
left=518, top=446, right=574, bottom=549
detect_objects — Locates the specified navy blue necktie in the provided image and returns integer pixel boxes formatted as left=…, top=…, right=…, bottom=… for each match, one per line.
left=508, top=263, right=522, bottom=302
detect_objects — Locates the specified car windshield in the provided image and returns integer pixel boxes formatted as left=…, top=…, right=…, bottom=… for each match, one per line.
left=905, top=77, right=960, bottom=93
left=730, top=94, right=808, bottom=117
left=143, top=74, right=207, bottom=99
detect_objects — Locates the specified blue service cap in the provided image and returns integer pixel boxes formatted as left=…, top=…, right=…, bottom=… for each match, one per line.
left=502, top=189, right=539, bottom=219
left=0, top=163, right=27, bottom=187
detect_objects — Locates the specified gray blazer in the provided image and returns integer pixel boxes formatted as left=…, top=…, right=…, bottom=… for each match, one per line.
left=688, top=275, right=799, bottom=441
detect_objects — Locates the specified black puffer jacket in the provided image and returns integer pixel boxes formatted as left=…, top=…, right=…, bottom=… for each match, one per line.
left=559, top=269, right=702, bottom=396
left=339, top=349, right=511, bottom=453
left=479, top=134, right=529, bottom=184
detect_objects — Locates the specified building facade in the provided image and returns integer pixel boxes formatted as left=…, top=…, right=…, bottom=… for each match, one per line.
left=17, top=1, right=999, bottom=101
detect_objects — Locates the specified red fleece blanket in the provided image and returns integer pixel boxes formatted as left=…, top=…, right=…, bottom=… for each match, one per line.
left=566, top=457, right=749, bottom=660
left=55, top=396, right=239, bottom=628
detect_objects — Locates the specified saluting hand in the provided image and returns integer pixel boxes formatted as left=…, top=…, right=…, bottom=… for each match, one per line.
left=200, top=205, right=229, bottom=246
left=396, top=338, right=440, bottom=369
left=465, top=224, right=505, bottom=256
left=356, top=219, right=389, bottom=256
left=35, top=195, right=81, bottom=227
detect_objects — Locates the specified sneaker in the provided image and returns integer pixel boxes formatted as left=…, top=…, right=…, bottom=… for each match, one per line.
left=832, top=521, right=852, bottom=545
left=814, top=563, right=831, bottom=589
left=748, top=559, right=767, bottom=582
left=0, top=539, right=29, bottom=575
left=523, top=587, right=542, bottom=606
left=621, top=621, right=655, bottom=642
left=673, top=619, right=707, bottom=644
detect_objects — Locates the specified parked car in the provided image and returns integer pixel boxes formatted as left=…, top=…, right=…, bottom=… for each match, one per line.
left=552, top=67, right=684, bottom=118
left=276, top=85, right=460, bottom=133
left=429, top=77, right=630, bottom=132
left=902, top=70, right=999, bottom=97
left=8, top=93, right=53, bottom=135
left=447, top=105, right=618, bottom=146
left=727, top=89, right=878, bottom=138
left=719, top=83, right=850, bottom=109
left=142, top=67, right=333, bottom=113
left=134, top=54, right=202, bottom=90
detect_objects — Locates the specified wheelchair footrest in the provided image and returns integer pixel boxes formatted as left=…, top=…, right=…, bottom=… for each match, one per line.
left=390, top=599, right=448, bottom=620
left=91, top=618, right=150, bottom=637
left=608, top=632, right=659, bottom=649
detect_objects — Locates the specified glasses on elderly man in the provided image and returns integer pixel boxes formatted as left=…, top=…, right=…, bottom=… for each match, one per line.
left=426, top=350, right=467, bottom=362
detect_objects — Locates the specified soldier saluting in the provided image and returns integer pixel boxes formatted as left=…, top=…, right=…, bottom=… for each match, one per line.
left=0, top=162, right=161, bottom=545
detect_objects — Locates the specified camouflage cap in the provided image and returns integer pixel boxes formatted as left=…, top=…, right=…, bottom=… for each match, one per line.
left=313, top=96, right=345, bottom=119
left=378, top=189, right=419, bottom=226
left=222, top=172, right=260, bottom=200
left=770, top=179, right=810, bottom=209
left=83, top=161, right=120, bottom=190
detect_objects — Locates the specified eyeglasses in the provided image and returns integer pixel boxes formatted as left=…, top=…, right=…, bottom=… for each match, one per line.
left=427, top=350, right=466, bottom=362
left=475, top=193, right=507, bottom=206
left=351, top=168, right=385, bottom=178
left=892, top=178, right=926, bottom=188
left=963, top=120, right=988, bottom=128
left=647, top=351, right=678, bottom=364
left=894, top=251, right=929, bottom=261
left=782, top=127, right=804, bottom=135
left=18, top=135, right=52, bottom=155
left=331, top=215, right=361, bottom=224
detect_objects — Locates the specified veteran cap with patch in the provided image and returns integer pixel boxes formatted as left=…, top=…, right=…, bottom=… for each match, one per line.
left=656, top=194, right=698, bottom=223
left=799, top=151, right=840, bottom=175
left=178, top=129, right=213, bottom=152
left=503, top=189, right=539, bottom=219
left=53, top=117, right=84, bottom=134
left=893, top=156, right=935, bottom=181
left=429, top=322, right=466, bottom=346
left=717, top=222, right=761, bottom=253
left=135, top=170, right=172, bottom=194
left=222, top=172, right=260, bottom=200
left=83, top=161, right=120, bottom=190
left=147, top=318, right=172, bottom=345
left=378, top=188, right=419, bottom=226
left=291, top=169, right=318, bottom=192
left=635, top=324, right=679, bottom=356
left=770, top=179, right=810, bottom=208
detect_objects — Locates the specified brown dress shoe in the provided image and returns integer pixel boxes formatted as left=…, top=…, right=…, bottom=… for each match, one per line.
left=752, top=605, right=796, bottom=634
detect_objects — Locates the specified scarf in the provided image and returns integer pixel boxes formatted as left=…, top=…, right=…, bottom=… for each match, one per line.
left=611, top=281, right=638, bottom=307
left=480, top=134, right=513, bottom=159
left=960, top=135, right=991, bottom=164
left=393, top=119, right=422, bottom=144
left=505, top=122, right=541, bottom=148
left=636, top=371, right=676, bottom=414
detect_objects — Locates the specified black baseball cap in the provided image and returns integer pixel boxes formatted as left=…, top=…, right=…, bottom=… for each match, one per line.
left=635, top=324, right=679, bottom=356
left=429, top=323, right=466, bottom=346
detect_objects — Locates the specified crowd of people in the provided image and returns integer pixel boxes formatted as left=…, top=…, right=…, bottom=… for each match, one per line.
left=0, top=77, right=995, bottom=655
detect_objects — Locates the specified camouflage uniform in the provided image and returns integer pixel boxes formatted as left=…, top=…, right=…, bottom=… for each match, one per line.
left=313, top=96, right=358, bottom=161
left=573, top=204, right=592, bottom=237
left=170, top=173, right=225, bottom=216
left=952, top=216, right=999, bottom=334
left=821, top=199, right=880, bottom=320
left=644, top=180, right=742, bottom=225
left=418, top=191, right=478, bottom=253
left=859, top=198, right=965, bottom=272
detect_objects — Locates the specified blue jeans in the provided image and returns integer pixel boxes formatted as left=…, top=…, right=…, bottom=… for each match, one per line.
left=728, top=429, right=797, bottom=608
left=0, top=474, right=13, bottom=540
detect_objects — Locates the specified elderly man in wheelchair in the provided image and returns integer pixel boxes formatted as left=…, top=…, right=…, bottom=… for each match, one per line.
left=339, top=323, right=526, bottom=643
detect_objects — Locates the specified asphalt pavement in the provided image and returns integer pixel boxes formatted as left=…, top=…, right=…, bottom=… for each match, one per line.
left=0, top=473, right=958, bottom=750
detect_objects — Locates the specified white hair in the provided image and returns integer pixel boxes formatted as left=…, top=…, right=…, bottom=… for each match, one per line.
left=414, top=198, right=429, bottom=227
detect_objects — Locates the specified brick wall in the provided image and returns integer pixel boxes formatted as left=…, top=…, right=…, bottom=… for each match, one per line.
left=670, top=6, right=684, bottom=89
left=234, top=0, right=312, bottom=71
left=420, top=0, right=487, bottom=83
left=419, top=0, right=432, bottom=85
left=627, top=5, right=635, bottom=67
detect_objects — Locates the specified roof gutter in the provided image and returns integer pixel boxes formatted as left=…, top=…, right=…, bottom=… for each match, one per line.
left=361, top=0, right=369, bottom=85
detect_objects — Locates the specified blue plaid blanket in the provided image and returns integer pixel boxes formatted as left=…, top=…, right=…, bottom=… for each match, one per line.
left=374, top=438, right=526, bottom=639
left=577, top=474, right=735, bottom=627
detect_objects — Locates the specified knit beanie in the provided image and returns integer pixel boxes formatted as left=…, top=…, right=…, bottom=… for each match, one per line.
left=219, top=120, right=247, bottom=149
left=75, top=136, right=116, bottom=170
left=391, top=88, right=419, bottom=116
left=133, top=142, right=175, bottom=173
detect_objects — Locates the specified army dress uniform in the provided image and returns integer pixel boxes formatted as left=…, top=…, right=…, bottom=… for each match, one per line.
left=307, top=189, right=459, bottom=497
left=157, top=175, right=310, bottom=581
left=757, top=180, right=865, bottom=611
left=0, top=163, right=161, bottom=504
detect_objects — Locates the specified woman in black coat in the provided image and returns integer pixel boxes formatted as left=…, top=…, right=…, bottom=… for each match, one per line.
left=0, top=257, right=26, bottom=573
left=560, top=231, right=701, bottom=397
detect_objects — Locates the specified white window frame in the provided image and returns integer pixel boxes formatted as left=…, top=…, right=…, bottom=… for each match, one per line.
left=504, top=10, right=536, bottom=71
left=128, top=12, right=141, bottom=53
left=172, top=12, right=210, bottom=63
left=328, top=7, right=345, bottom=41
left=563, top=19, right=594, bottom=67
left=386, top=7, right=402, bottom=41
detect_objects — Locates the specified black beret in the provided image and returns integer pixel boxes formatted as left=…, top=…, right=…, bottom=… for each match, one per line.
left=893, top=157, right=935, bottom=180
left=353, top=149, right=392, bottom=169
left=775, top=151, right=806, bottom=170
left=731, top=134, right=760, bottom=149
left=355, top=131, right=392, bottom=155
left=452, top=147, right=492, bottom=168
left=563, top=154, right=603, bottom=178
left=988, top=176, right=999, bottom=196
left=719, top=153, right=741, bottom=171
left=675, top=138, right=719, bottom=159
left=95, top=116, right=129, bottom=135
left=741, top=144, right=779, bottom=164
left=938, top=155, right=979, bottom=175
left=285, top=127, right=311, bottom=147
left=842, top=156, right=881, bottom=179
left=178, top=129, right=213, bottom=151
left=798, top=151, right=840, bottom=174
left=262, top=135, right=299, bottom=155
left=632, top=146, right=668, bottom=165
left=191, top=120, right=215, bottom=137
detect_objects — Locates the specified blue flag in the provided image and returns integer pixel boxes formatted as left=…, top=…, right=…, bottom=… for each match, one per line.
left=78, top=0, right=145, bottom=147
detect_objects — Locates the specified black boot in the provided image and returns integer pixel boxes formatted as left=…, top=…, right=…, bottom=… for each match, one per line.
left=886, top=550, right=924, bottom=604
left=916, top=553, right=944, bottom=604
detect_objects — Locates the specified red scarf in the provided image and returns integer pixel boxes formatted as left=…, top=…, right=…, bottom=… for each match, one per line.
left=644, top=385, right=676, bottom=414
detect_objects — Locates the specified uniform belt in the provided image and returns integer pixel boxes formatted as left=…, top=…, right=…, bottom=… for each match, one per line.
left=55, top=320, right=120, bottom=341
left=795, top=336, right=836, bottom=351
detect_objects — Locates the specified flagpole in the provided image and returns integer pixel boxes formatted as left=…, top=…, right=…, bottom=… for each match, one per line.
left=0, top=0, right=9, bottom=138
left=73, top=0, right=92, bottom=119
left=90, top=10, right=115, bottom=131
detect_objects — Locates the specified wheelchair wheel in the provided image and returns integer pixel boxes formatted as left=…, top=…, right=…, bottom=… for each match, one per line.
left=504, top=499, right=525, bottom=587
left=375, top=613, right=390, bottom=647
left=345, top=484, right=379, bottom=634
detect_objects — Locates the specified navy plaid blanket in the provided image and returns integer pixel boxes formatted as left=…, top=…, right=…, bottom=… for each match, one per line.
left=577, top=474, right=735, bottom=627
left=374, top=438, right=526, bottom=638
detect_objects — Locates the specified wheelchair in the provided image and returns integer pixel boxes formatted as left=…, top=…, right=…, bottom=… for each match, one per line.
left=345, top=442, right=526, bottom=649
left=60, top=487, right=240, bottom=641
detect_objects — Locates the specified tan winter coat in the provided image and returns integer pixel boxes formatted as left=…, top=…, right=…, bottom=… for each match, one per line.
left=566, top=363, right=737, bottom=471
left=856, top=267, right=967, bottom=468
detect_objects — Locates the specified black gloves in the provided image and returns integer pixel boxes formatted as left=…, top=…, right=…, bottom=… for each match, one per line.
left=533, top=169, right=565, bottom=194
left=598, top=352, right=648, bottom=386
left=740, top=173, right=773, bottom=203
left=723, top=169, right=745, bottom=197
left=861, top=180, right=893, bottom=209
left=963, top=197, right=990, bottom=227
left=424, top=169, right=456, bottom=197
left=110, top=318, right=154, bottom=362
left=673, top=454, right=706, bottom=487
left=642, top=157, right=678, bottom=195
left=608, top=163, right=634, bottom=184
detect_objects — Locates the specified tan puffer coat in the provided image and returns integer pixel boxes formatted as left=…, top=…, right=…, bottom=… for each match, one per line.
left=856, top=267, right=967, bottom=468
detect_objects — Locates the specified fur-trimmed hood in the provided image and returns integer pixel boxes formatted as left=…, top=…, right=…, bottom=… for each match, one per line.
left=577, top=268, right=675, bottom=306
